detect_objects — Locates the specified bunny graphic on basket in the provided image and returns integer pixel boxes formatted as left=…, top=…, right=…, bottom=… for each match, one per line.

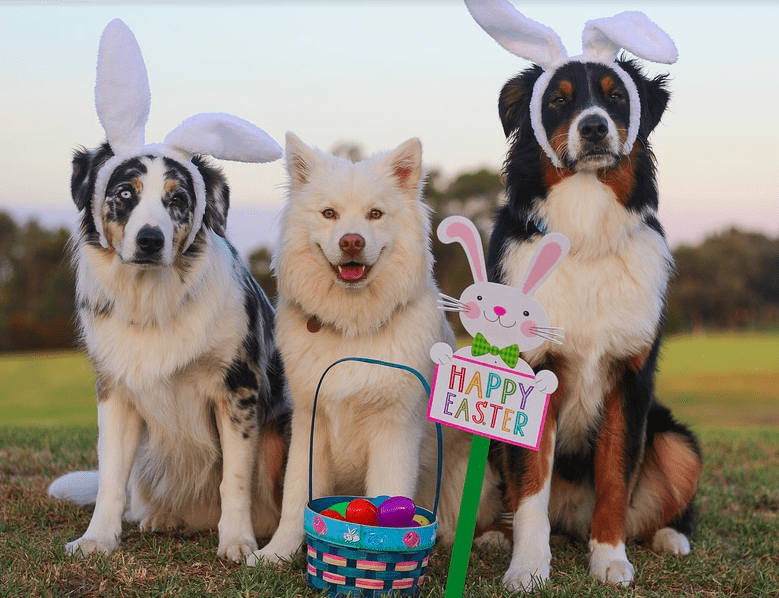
left=429, top=216, right=569, bottom=394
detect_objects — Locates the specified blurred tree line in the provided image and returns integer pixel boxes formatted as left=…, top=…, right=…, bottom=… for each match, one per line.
left=2, top=164, right=777, bottom=353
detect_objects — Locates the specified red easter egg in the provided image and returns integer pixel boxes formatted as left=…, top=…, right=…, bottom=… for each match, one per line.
left=346, top=499, right=378, bottom=526
left=320, top=508, right=346, bottom=521
left=377, top=496, right=416, bottom=527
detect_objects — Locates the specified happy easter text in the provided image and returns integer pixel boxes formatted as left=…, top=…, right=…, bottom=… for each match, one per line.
left=427, top=356, right=549, bottom=450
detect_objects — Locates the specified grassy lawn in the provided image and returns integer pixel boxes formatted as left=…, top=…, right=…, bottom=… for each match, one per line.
left=1, top=333, right=778, bottom=596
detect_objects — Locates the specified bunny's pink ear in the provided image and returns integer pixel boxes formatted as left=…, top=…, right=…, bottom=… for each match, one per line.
left=520, top=233, right=570, bottom=296
left=437, top=216, right=487, bottom=283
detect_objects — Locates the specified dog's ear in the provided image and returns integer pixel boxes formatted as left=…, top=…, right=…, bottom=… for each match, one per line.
left=619, top=58, right=671, bottom=138
left=385, top=138, right=423, bottom=196
left=499, top=65, right=543, bottom=137
left=285, top=132, right=320, bottom=193
left=70, top=142, right=113, bottom=212
left=192, top=155, right=230, bottom=237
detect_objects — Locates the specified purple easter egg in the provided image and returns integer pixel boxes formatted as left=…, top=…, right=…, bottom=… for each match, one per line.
left=377, top=495, right=416, bottom=528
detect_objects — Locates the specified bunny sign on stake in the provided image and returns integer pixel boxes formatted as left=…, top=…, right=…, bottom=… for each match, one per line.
left=427, top=216, right=568, bottom=598
left=90, top=19, right=282, bottom=252
left=428, top=216, right=569, bottom=450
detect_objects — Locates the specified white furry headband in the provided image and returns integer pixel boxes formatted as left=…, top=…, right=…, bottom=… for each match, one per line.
left=464, top=0, right=678, bottom=167
left=91, top=19, right=282, bottom=250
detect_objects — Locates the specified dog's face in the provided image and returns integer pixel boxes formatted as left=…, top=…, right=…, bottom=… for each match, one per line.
left=499, top=59, right=670, bottom=177
left=71, top=143, right=230, bottom=265
left=275, top=133, right=432, bottom=334
left=541, top=62, right=631, bottom=172
left=99, top=155, right=198, bottom=265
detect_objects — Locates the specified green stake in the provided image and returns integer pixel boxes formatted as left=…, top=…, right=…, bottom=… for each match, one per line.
left=444, top=433, right=491, bottom=598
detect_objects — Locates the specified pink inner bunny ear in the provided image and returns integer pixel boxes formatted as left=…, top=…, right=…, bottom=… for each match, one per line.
left=439, top=218, right=487, bottom=283
left=521, top=235, right=569, bottom=295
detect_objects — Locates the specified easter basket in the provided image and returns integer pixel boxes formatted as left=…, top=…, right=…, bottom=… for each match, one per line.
left=304, top=357, right=442, bottom=597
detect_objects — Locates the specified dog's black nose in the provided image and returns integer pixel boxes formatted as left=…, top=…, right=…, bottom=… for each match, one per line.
left=578, top=115, right=609, bottom=143
left=339, top=234, right=365, bottom=256
left=136, top=225, right=165, bottom=254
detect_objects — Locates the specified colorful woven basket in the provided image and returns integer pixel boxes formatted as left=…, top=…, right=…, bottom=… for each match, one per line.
left=304, top=358, right=442, bottom=597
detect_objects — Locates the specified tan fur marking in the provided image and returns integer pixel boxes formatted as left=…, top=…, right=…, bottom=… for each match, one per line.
left=591, top=384, right=628, bottom=546
left=558, top=80, right=573, bottom=100
left=627, top=346, right=651, bottom=374
left=164, top=180, right=180, bottom=195
left=637, top=432, right=701, bottom=539
left=263, top=429, right=287, bottom=509
left=600, top=76, right=615, bottom=96
left=598, top=146, right=639, bottom=205
left=542, top=150, right=575, bottom=188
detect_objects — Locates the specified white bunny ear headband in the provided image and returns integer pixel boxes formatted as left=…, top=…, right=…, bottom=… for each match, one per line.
left=464, top=0, right=678, bottom=167
left=91, top=19, right=282, bottom=251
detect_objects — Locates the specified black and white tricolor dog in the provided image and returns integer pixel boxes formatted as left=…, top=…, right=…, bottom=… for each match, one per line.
left=465, top=1, right=702, bottom=591
left=48, top=19, right=288, bottom=562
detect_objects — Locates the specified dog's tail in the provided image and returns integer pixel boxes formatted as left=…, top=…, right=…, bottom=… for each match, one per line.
left=48, top=471, right=99, bottom=506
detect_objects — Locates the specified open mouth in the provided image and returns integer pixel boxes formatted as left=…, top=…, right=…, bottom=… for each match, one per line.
left=332, top=261, right=371, bottom=283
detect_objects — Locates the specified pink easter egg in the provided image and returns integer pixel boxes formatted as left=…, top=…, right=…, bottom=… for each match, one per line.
left=313, top=515, right=327, bottom=535
left=403, top=530, right=421, bottom=549
left=377, top=496, right=416, bottom=528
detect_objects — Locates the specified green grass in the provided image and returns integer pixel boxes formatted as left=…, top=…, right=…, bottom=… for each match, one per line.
left=1, top=333, right=778, bottom=596
left=656, top=333, right=779, bottom=429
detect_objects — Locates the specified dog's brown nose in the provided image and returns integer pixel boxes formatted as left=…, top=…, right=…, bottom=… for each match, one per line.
left=339, top=234, right=365, bottom=255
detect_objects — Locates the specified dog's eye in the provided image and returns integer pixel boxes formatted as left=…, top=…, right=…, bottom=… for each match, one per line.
left=369, top=209, right=383, bottom=220
left=117, top=188, right=133, bottom=201
left=550, top=94, right=566, bottom=107
left=322, top=209, right=337, bottom=219
left=170, top=193, right=186, bottom=206
left=610, top=90, right=625, bottom=102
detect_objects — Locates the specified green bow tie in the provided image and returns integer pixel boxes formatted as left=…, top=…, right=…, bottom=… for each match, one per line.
left=471, top=333, right=520, bottom=368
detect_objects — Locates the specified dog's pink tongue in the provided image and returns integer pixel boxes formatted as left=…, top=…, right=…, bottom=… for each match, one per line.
left=340, top=265, right=365, bottom=280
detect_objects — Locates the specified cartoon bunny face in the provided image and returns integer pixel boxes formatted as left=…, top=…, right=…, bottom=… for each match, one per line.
left=435, top=216, right=569, bottom=364
left=458, top=282, right=551, bottom=353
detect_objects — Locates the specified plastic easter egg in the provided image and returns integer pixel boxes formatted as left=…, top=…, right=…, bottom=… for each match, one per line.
left=377, top=496, right=416, bottom=528
left=412, top=514, right=430, bottom=527
left=328, top=501, right=349, bottom=518
left=346, top=499, right=378, bottom=526
left=320, top=508, right=346, bottom=521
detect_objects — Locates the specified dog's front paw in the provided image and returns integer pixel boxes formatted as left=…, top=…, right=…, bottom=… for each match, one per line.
left=651, top=527, right=691, bottom=555
left=502, top=562, right=550, bottom=593
left=140, top=512, right=182, bottom=533
left=588, top=541, right=635, bottom=586
left=65, top=535, right=120, bottom=557
left=246, top=536, right=303, bottom=567
left=218, top=534, right=258, bottom=563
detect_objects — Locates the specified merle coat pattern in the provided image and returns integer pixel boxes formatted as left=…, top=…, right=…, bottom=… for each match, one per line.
left=49, top=143, right=289, bottom=562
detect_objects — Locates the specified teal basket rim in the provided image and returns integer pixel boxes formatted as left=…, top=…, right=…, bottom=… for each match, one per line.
left=308, top=357, right=443, bottom=519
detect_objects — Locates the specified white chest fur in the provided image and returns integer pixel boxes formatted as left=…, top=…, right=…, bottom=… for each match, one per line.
left=500, top=174, right=672, bottom=450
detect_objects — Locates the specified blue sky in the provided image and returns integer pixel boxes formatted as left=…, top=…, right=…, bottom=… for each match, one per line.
left=1, top=1, right=777, bottom=252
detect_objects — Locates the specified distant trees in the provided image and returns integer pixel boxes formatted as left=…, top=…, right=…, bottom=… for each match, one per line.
left=666, top=228, right=779, bottom=333
left=1, top=179, right=777, bottom=352
left=0, top=212, right=76, bottom=352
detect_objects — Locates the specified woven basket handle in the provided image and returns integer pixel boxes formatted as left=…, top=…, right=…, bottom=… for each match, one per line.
left=307, top=357, right=443, bottom=520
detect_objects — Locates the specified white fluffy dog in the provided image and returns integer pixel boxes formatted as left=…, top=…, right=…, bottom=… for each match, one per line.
left=249, top=133, right=501, bottom=565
